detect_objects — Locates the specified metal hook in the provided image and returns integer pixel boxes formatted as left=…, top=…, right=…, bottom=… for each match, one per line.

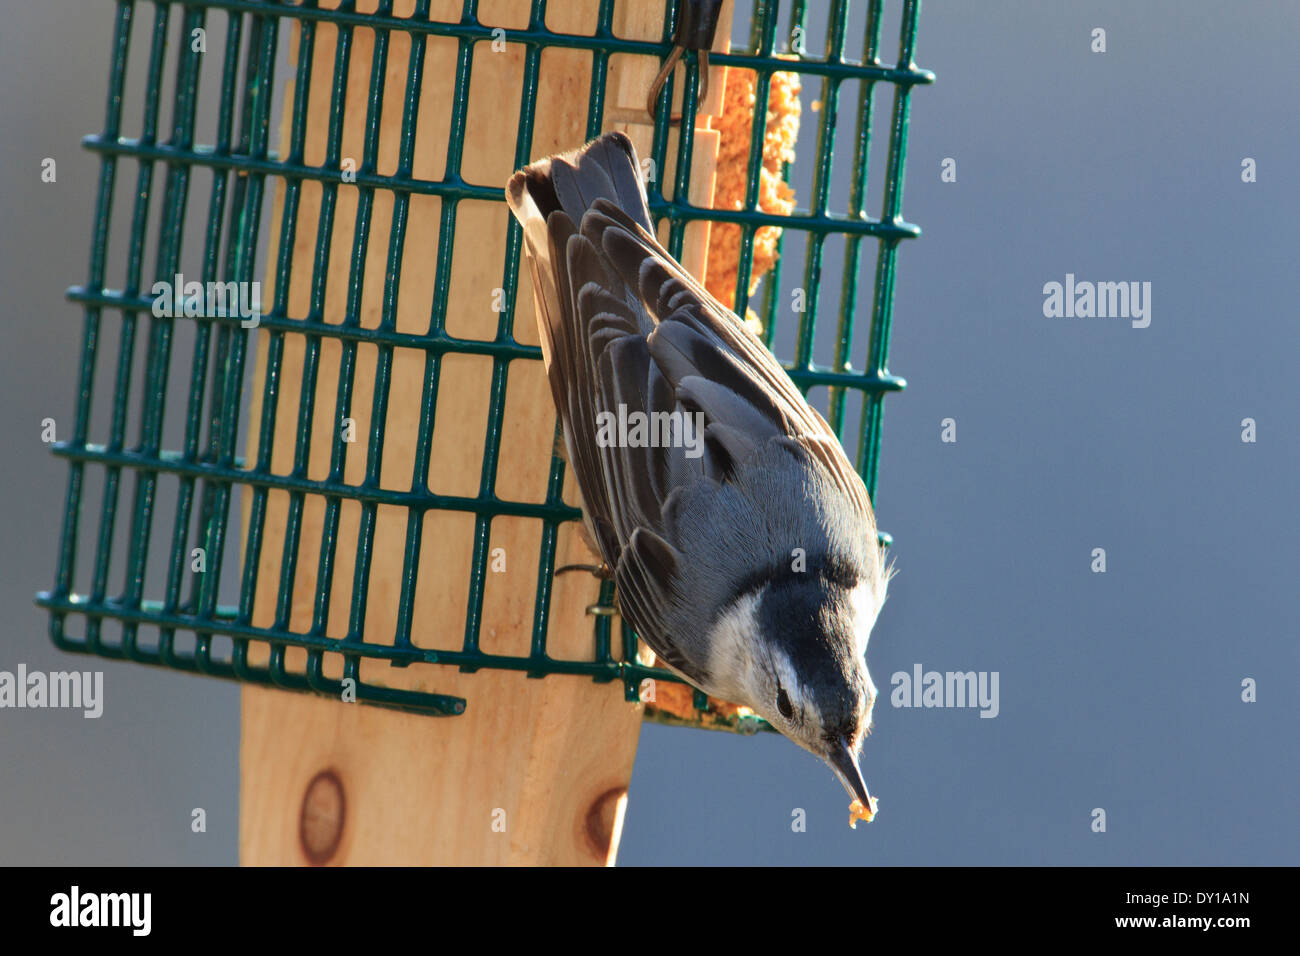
left=646, top=44, right=686, bottom=121
left=645, top=0, right=724, bottom=122
left=646, top=49, right=711, bottom=125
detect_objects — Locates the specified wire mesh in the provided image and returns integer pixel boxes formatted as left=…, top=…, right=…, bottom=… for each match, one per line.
left=37, top=0, right=931, bottom=724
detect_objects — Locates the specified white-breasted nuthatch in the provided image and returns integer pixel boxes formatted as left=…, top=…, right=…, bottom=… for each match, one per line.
left=506, top=131, right=892, bottom=824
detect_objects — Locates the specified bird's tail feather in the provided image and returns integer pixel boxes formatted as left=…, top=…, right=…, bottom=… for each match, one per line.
left=505, top=132, right=655, bottom=564
left=506, top=131, right=652, bottom=236
left=505, top=132, right=654, bottom=388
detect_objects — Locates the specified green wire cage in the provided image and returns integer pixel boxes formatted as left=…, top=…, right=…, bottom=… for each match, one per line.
left=38, top=0, right=930, bottom=728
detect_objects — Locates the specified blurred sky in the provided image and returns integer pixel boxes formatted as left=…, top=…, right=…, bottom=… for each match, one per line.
left=1, top=1, right=1296, bottom=865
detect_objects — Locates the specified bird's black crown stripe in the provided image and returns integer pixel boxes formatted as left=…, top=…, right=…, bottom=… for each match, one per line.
left=724, top=553, right=860, bottom=612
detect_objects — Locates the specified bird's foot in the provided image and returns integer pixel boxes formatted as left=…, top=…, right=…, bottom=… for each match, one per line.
left=554, top=562, right=612, bottom=580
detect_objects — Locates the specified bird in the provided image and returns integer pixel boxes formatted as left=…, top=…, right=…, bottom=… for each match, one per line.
left=505, top=130, right=893, bottom=824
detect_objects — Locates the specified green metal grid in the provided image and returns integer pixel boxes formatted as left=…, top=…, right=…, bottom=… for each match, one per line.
left=37, top=0, right=930, bottom=724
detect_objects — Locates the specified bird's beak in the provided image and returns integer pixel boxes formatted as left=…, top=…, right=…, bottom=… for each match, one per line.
left=827, top=736, right=872, bottom=807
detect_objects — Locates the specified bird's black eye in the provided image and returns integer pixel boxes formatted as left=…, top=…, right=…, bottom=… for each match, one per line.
left=776, top=688, right=794, bottom=720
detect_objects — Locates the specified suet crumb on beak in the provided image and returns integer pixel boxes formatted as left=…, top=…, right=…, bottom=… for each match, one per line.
left=848, top=796, right=878, bottom=828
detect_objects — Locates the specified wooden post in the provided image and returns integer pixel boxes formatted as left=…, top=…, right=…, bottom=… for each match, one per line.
left=239, top=0, right=731, bottom=865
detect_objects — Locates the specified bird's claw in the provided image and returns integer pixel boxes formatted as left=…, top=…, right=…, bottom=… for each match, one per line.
left=554, top=562, right=612, bottom=580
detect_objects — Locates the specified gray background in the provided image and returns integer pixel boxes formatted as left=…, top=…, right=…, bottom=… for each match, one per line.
left=2, top=1, right=1296, bottom=865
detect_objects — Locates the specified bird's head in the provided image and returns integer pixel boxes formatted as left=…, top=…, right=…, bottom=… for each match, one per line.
left=707, top=561, right=887, bottom=811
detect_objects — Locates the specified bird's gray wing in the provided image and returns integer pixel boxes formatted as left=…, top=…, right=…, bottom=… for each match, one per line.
left=582, top=199, right=878, bottom=536
left=612, top=526, right=704, bottom=681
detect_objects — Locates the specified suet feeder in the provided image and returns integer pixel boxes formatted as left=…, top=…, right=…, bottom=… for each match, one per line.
left=38, top=0, right=930, bottom=864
